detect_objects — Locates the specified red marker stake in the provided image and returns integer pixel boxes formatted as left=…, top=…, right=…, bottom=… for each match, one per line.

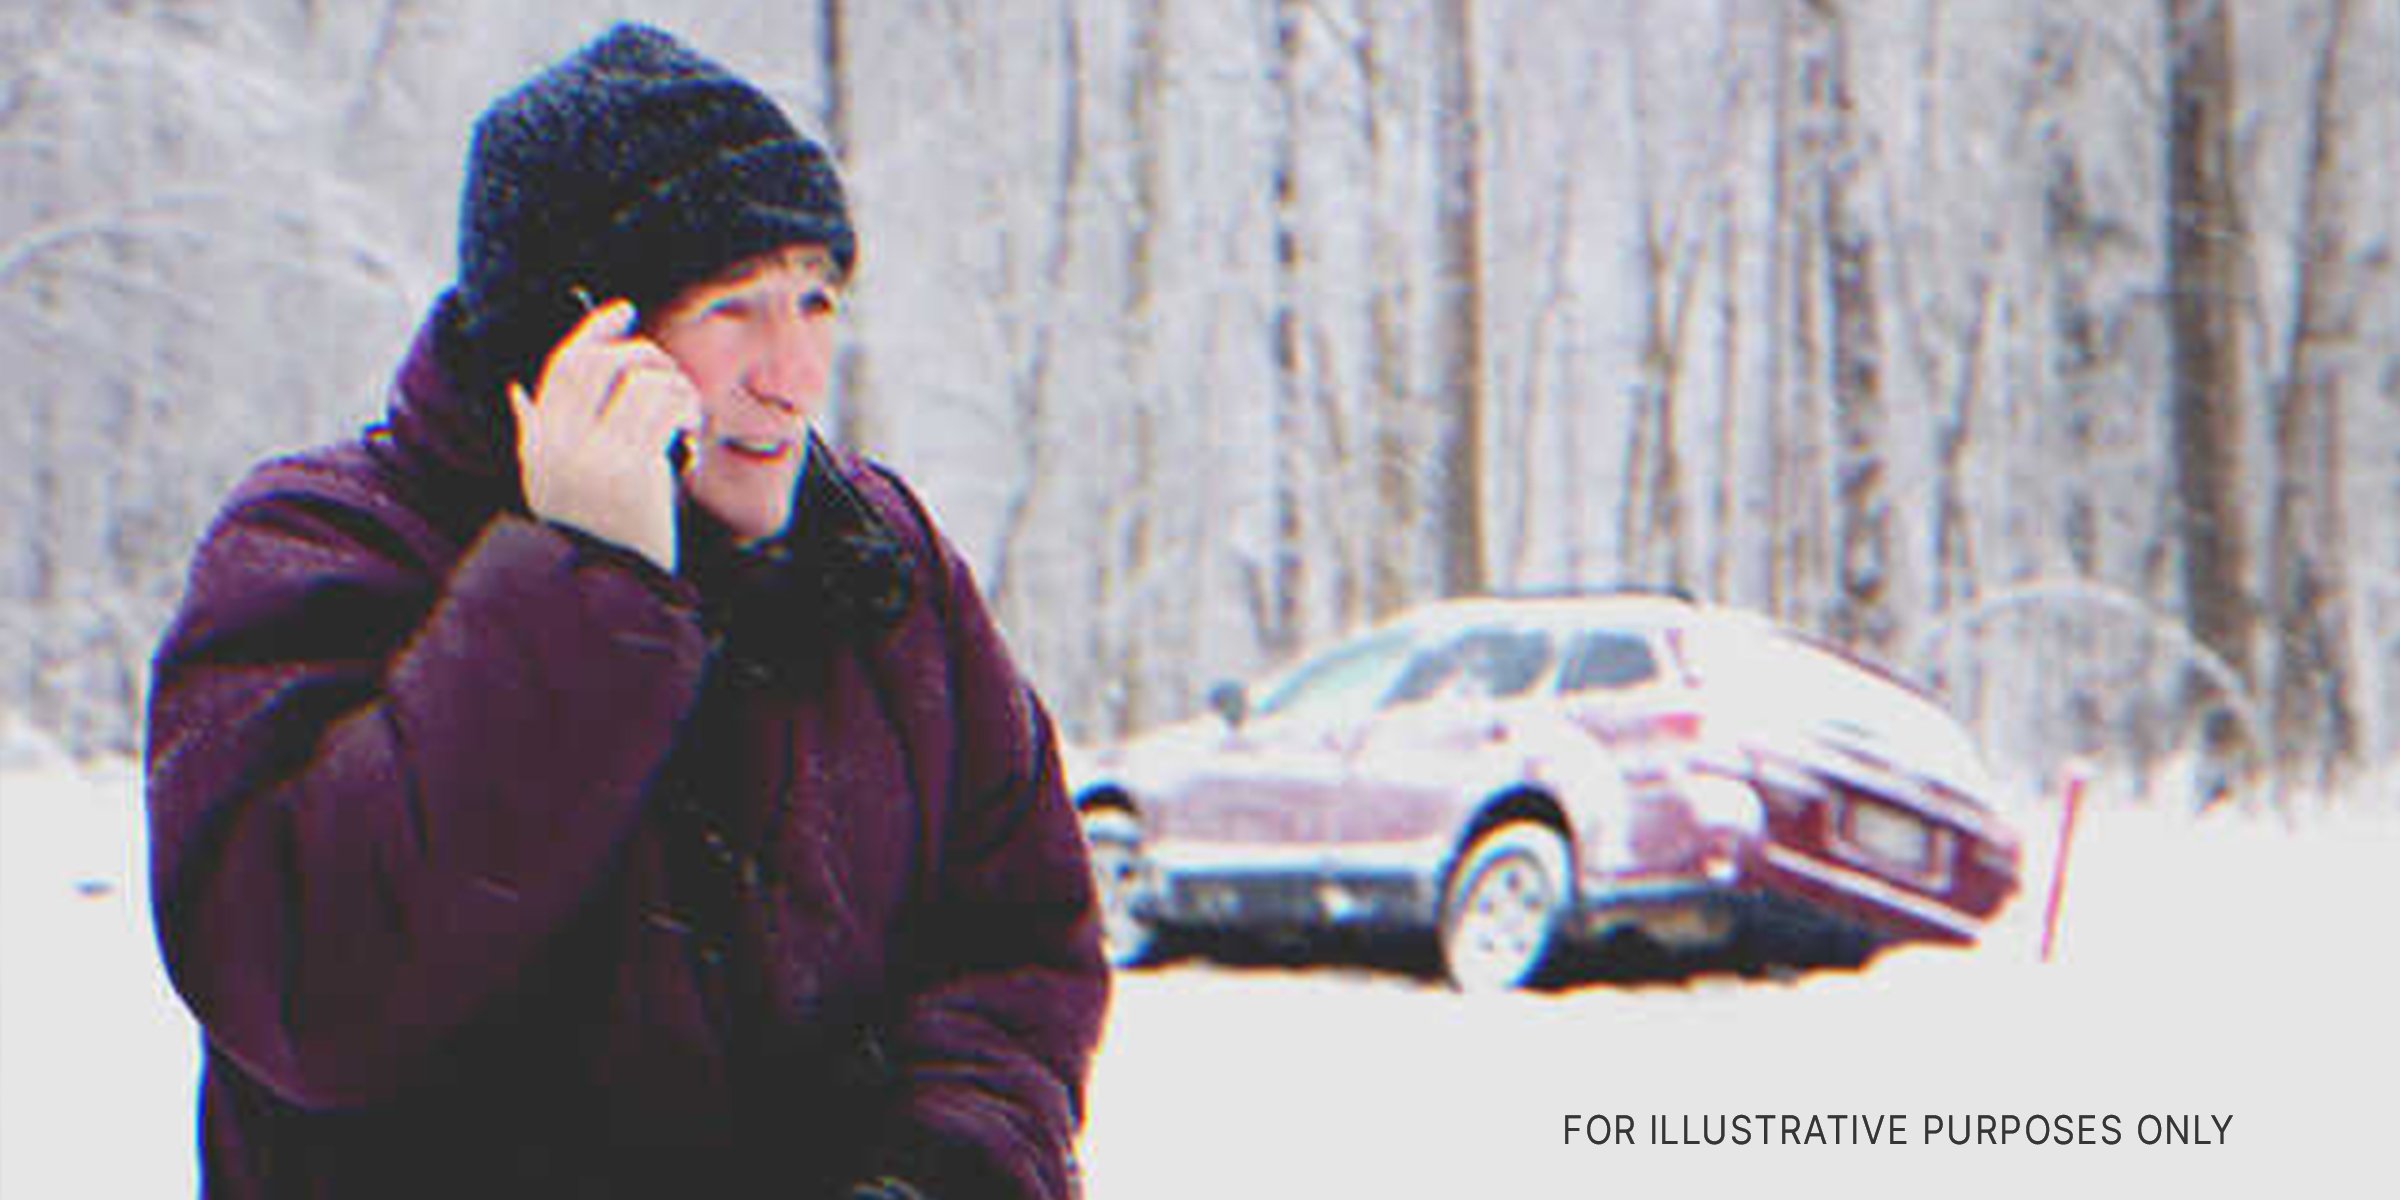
left=2039, top=762, right=2090, bottom=964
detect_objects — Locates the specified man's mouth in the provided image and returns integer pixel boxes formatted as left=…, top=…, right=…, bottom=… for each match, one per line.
left=720, top=436, right=797, bottom=462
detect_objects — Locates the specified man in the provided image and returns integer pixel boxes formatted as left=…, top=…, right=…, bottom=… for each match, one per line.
left=145, top=23, right=1106, bottom=1199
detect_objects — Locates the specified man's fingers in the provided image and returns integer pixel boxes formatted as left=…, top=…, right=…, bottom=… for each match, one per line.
left=592, top=337, right=681, bottom=377
left=534, top=301, right=641, bottom=422
left=542, top=339, right=685, bottom=431
left=563, top=298, right=638, bottom=349
left=609, top=365, right=703, bottom=457
left=589, top=342, right=689, bottom=417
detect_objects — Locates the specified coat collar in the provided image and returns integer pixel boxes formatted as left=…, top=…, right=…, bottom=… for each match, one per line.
left=682, top=429, right=917, bottom=668
left=368, top=297, right=526, bottom=533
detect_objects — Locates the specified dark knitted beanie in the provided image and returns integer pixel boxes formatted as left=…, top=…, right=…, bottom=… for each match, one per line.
left=442, top=22, right=854, bottom=398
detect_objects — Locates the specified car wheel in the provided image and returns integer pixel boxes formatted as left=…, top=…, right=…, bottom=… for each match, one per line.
left=1080, top=808, right=1159, bottom=969
left=1439, top=821, right=1571, bottom=992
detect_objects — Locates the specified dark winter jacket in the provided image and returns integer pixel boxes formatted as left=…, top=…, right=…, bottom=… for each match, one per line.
left=145, top=308, right=1108, bottom=1199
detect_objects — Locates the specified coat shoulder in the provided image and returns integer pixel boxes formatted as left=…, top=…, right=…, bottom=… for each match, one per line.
left=208, top=438, right=459, bottom=578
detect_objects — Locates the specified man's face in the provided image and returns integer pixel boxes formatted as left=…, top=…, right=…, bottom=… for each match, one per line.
left=647, top=245, right=843, bottom=545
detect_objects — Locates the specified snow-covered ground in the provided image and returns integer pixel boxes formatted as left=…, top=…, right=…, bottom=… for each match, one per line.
left=4, top=758, right=2394, bottom=1198
left=1, top=757, right=199, bottom=1199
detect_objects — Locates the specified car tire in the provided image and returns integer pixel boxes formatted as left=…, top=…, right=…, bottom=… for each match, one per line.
left=1080, top=807, right=1159, bottom=969
left=1439, top=821, right=1571, bottom=992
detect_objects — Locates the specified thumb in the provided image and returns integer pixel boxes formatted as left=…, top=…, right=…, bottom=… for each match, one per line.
left=507, top=381, right=535, bottom=448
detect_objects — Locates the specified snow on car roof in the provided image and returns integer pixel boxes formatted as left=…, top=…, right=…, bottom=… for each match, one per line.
left=1389, top=591, right=1714, bottom=635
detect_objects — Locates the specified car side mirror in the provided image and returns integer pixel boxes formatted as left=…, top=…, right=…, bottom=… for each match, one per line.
left=1206, top=680, right=1249, bottom=730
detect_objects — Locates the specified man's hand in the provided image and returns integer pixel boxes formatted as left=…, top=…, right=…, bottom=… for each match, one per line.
left=509, top=299, right=700, bottom=573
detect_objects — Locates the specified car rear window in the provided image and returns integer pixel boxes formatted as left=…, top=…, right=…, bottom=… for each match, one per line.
left=1558, top=630, right=1660, bottom=693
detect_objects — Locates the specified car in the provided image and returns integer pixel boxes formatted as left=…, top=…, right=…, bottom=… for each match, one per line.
left=1070, top=592, right=2022, bottom=990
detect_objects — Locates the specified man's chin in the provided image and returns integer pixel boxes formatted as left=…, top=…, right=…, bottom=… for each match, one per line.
left=725, top=507, right=793, bottom=547
left=686, top=493, right=792, bottom=549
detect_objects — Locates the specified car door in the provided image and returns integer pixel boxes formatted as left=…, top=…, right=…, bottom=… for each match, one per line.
left=1329, top=625, right=1558, bottom=863
left=1162, top=628, right=1421, bottom=864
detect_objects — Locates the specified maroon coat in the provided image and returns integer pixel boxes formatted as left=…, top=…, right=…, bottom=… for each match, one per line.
left=146, top=312, right=1107, bottom=1199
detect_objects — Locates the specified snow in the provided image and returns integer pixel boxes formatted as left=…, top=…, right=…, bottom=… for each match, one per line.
left=1083, top=776, right=2400, bottom=1197
left=4, top=761, right=2393, bottom=1198
left=1, top=759, right=198, bottom=1199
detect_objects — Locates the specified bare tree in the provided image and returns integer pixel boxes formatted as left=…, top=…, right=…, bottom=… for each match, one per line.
left=1428, top=0, right=1485, bottom=598
left=820, top=0, right=883, bottom=459
left=1768, top=0, right=1834, bottom=626
left=1356, top=3, right=1420, bottom=619
left=2267, top=0, right=2365, bottom=786
left=8, top=1, right=2399, bottom=794
left=1809, top=1, right=1897, bottom=661
left=2034, top=23, right=2130, bottom=765
left=2162, top=0, right=2257, bottom=783
left=1101, top=0, right=1173, bottom=735
left=1615, top=1, right=1701, bottom=595
left=1706, top=0, right=1754, bottom=605
left=1255, top=0, right=1306, bottom=658
left=982, top=0, right=1085, bottom=640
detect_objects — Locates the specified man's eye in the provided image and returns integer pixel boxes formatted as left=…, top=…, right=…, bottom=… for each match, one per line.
left=800, top=290, right=840, bottom=318
left=706, top=296, right=754, bottom=320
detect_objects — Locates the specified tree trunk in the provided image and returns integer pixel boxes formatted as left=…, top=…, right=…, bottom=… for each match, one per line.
left=1430, top=0, right=1486, bottom=598
left=1819, top=0, right=1895, bottom=662
left=1709, top=0, right=1745, bottom=604
left=2162, top=0, right=2257, bottom=783
left=1264, top=0, right=1306, bottom=658
left=1617, top=3, right=1693, bottom=594
left=1108, top=0, right=1170, bottom=736
left=1355, top=5, right=1416, bottom=620
left=821, top=0, right=880, bottom=458
left=986, top=0, right=1083, bottom=636
left=2267, top=0, right=2362, bottom=786
left=1511, top=154, right=1579, bottom=589
left=1773, top=0, right=1835, bottom=628
left=1759, top=0, right=1793, bottom=615
left=2044, top=149, right=2108, bottom=580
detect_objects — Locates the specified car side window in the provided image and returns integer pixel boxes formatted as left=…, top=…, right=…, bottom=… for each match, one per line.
left=1558, top=630, right=1660, bottom=693
left=1383, top=628, right=1554, bottom=707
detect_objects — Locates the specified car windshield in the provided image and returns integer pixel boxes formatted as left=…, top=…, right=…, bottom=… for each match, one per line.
left=1251, top=630, right=1419, bottom=721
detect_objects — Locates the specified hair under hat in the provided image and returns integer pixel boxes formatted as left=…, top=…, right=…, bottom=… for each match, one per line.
left=440, top=23, right=855, bottom=398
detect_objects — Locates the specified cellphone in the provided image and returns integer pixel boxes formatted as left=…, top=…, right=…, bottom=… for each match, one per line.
left=569, top=284, right=689, bottom=474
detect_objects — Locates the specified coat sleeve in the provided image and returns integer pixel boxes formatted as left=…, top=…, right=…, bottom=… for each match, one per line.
left=872, top=511, right=1109, bottom=1200
left=145, top=467, right=710, bottom=1110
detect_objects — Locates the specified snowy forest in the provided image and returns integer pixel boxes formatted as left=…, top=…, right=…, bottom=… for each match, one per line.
left=2, top=0, right=2395, bottom=803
